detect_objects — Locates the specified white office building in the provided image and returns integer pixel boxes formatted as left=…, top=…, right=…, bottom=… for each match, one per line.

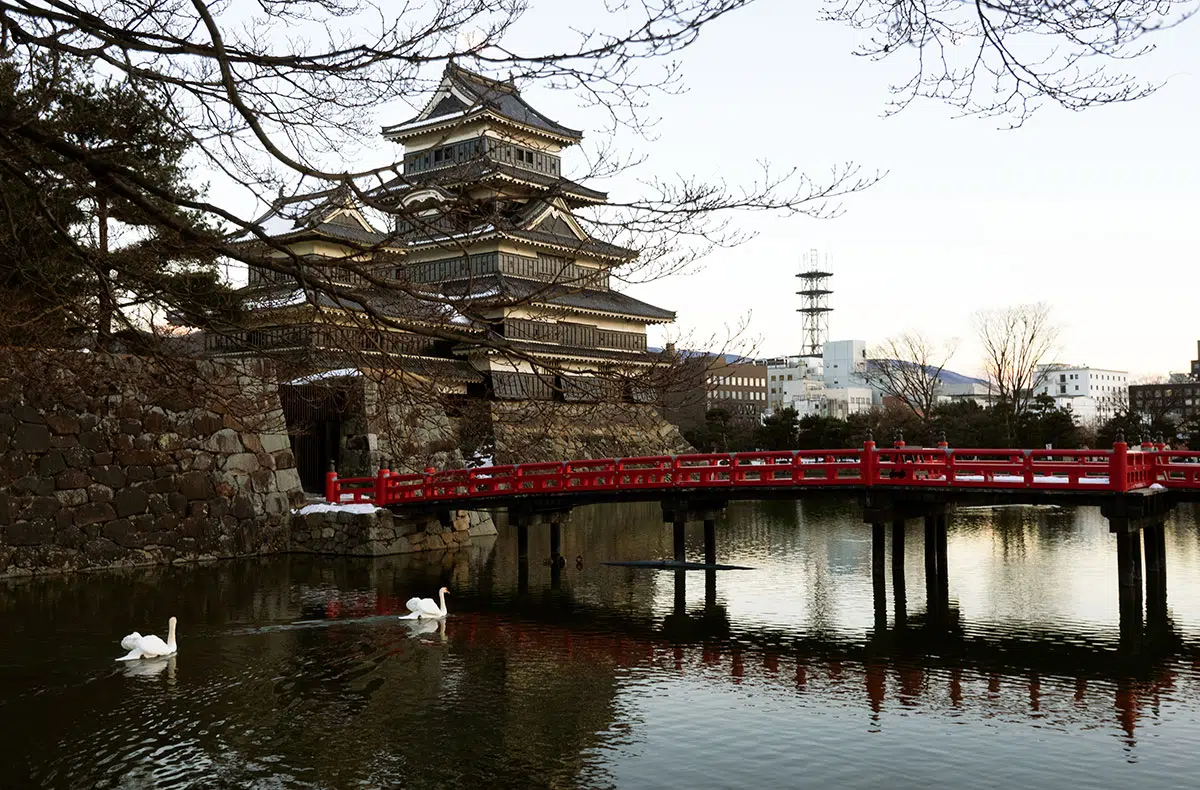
left=1033, top=364, right=1128, bottom=424
left=764, top=340, right=875, bottom=419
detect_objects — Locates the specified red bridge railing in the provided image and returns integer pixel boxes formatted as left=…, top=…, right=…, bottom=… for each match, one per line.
left=324, top=440, right=1200, bottom=507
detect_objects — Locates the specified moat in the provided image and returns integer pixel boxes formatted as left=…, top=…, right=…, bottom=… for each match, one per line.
left=3, top=499, right=1200, bottom=789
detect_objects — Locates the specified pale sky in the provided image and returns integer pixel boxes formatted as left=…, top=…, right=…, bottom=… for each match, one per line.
left=220, top=0, right=1200, bottom=380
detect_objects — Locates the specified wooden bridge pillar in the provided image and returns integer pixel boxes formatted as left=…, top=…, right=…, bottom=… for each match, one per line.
left=924, top=514, right=939, bottom=622
left=923, top=509, right=951, bottom=625
left=1143, top=521, right=1168, bottom=626
left=550, top=522, right=562, bottom=560
left=871, top=522, right=887, bottom=632
left=935, top=512, right=949, bottom=610
left=673, top=517, right=687, bottom=563
left=517, top=523, right=529, bottom=561
left=892, top=518, right=907, bottom=629
left=1115, top=529, right=1144, bottom=639
left=704, top=519, right=717, bottom=566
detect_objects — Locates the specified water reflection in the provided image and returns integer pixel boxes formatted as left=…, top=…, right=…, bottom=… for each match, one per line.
left=120, top=654, right=177, bottom=681
left=1, top=501, right=1199, bottom=788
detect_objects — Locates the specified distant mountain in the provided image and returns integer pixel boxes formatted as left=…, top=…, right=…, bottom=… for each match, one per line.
left=866, top=359, right=989, bottom=387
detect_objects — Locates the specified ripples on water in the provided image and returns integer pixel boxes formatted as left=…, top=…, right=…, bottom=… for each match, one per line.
left=2, top=501, right=1200, bottom=788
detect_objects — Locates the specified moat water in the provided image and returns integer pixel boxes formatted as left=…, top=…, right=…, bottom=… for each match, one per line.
left=3, top=500, right=1200, bottom=789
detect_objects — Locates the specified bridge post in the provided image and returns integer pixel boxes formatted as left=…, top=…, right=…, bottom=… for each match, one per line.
left=871, top=522, right=887, bottom=632
left=892, top=517, right=907, bottom=629
left=924, top=513, right=939, bottom=623
left=704, top=519, right=717, bottom=566
left=550, top=522, right=562, bottom=560
left=935, top=511, right=950, bottom=615
left=1143, top=521, right=1168, bottom=626
left=517, top=522, right=529, bottom=561
left=1115, top=529, right=1143, bottom=639
left=673, top=517, right=686, bottom=563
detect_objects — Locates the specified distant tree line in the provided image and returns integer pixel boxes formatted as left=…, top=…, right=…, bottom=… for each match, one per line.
left=685, top=398, right=1200, bottom=454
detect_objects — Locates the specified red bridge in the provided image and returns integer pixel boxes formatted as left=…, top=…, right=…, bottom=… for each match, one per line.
left=325, top=438, right=1200, bottom=508
left=323, top=437, right=1199, bottom=650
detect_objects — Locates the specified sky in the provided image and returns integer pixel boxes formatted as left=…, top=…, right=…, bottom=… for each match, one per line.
left=217, top=0, right=1200, bottom=380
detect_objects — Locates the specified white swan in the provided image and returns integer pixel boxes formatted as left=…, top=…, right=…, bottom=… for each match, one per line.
left=399, top=587, right=449, bottom=620
left=116, top=617, right=177, bottom=660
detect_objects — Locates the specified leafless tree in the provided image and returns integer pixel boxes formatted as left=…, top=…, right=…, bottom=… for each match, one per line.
left=823, top=0, right=1198, bottom=125
left=974, top=302, right=1059, bottom=442
left=865, top=332, right=959, bottom=428
left=0, top=1, right=1190, bottom=470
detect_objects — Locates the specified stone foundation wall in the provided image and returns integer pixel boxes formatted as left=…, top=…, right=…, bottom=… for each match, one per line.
left=0, top=354, right=306, bottom=577
left=290, top=507, right=497, bottom=556
left=338, top=376, right=464, bottom=477
left=489, top=402, right=694, bottom=464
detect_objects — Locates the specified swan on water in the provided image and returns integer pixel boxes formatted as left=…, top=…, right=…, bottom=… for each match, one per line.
left=399, top=587, right=449, bottom=620
left=117, top=617, right=178, bottom=660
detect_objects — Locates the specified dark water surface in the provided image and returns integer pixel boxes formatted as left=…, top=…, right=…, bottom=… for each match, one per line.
left=4, top=500, right=1200, bottom=789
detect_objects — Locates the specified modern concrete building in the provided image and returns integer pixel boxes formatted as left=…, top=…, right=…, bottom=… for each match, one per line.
left=1034, top=364, right=1128, bottom=423
left=1130, top=341, right=1200, bottom=424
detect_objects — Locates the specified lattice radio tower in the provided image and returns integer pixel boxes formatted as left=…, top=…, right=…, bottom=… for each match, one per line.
left=796, top=249, right=832, bottom=358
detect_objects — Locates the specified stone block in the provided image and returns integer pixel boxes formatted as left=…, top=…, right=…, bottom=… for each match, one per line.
left=273, top=450, right=296, bottom=470
left=113, top=487, right=150, bottom=517
left=12, top=423, right=50, bottom=452
left=20, top=496, right=61, bottom=520
left=45, top=413, right=81, bottom=435
left=54, top=525, right=86, bottom=549
left=11, top=405, right=43, bottom=424
left=191, top=452, right=216, bottom=472
left=55, top=468, right=90, bottom=490
left=223, top=453, right=259, bottom=474
left=206, top=428, right=243, bottom=454
left=275, top=468, right=302, bottom=493
left=101, top=518, right=144, bottom=548
left=231, top=495, right=255, bottom=520
left=179, top=470, right=214, bottom=500
left=90, top=465, right=126, bottom=488
left=142, top=477, right=176, bottom=495
left=250, top=469, right=274, bottom=493
left=6, top=519, right=53, bottom=545
left=91, top=452, right=113, bottom=466
left=37, top=451, right=67, bottom=477
left=167, top=491, right=188, bottom=513
left=74, top=502, right=116, bottom=527
left=127, top=465, right=153, bottom=482
left=55, top=489, right=88, bottom=507
left=118, top=448, right=164, bottom=466
left=78, top=430, right=105, bottom=450
left=261, top=433, right=291, bottom=454
left=87, top=484, right=114, bottom=504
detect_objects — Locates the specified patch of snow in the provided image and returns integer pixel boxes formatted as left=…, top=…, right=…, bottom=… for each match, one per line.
left=1150, top=483, right=1166, bottom=490
left=285, top=368, right=362, bottom=386
left=388, top=108, right=472, bottom=134
left=244, top=289, right=309, bottom=310
left=295, top=502, right=381, bottom=515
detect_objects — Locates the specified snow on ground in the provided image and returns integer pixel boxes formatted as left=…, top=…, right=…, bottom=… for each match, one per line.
left=295, top=502, right=381, bottom=515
